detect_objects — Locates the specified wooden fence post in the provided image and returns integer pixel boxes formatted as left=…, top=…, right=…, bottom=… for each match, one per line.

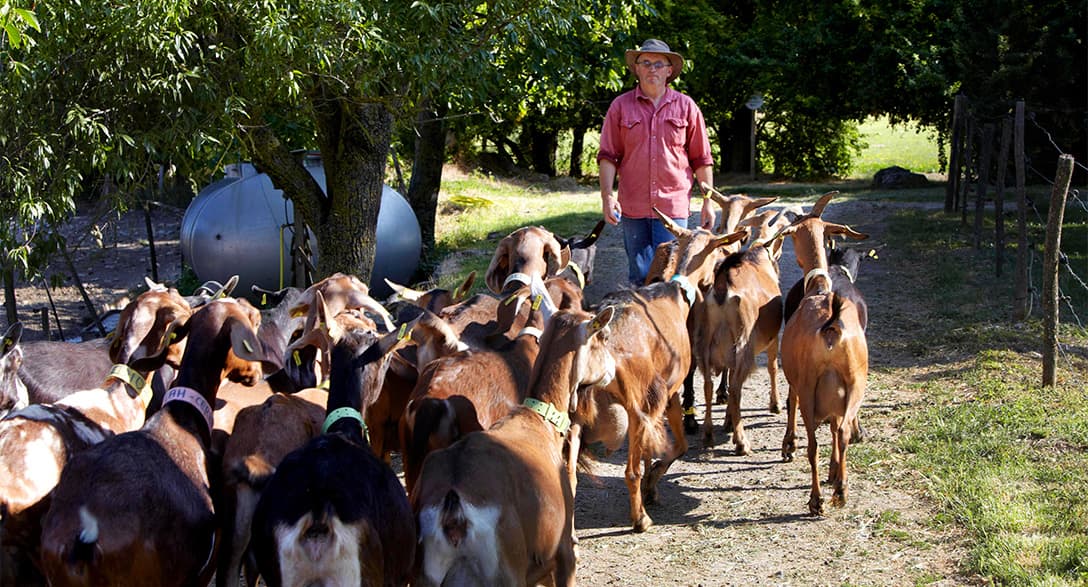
left=974, top=124, right=994, bottom=249
left=995, top=118, right=1012, bottom=276
left=1013, top=102, right=1030, bottom=321
left=1042, top=154, right=1073, bottom=387
left=961, top=116, right=976, bottom=224
left=946, top=95, right=965, bottom=213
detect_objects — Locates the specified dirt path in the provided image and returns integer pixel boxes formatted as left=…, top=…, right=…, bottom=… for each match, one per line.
left=576, top=199, right=972, bottom=586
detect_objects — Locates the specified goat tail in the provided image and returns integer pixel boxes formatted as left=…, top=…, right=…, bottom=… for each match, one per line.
left=64, top=506, right=100, bottom=567
left=636, top=410, right=668, bottom=458
left=819, top=294, right=846, bottom=349
left=439, top=490, right=468, bottom=548
left=410, top=399, right=459, bottom=464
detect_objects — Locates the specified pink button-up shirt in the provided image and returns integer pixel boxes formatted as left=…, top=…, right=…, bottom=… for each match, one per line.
left=598, top=86, right=713, bottom=219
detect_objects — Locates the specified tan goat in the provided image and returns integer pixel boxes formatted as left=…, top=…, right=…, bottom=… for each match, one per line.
left=775, top=193, right=869, bottom=515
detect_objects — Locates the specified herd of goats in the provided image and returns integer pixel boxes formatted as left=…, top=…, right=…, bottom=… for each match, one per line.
left=0, top=189, right=871, bottom=585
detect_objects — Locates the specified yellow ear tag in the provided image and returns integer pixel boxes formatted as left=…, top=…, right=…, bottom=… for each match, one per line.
left=317, top=321, right=326, bottom=331
left=397, top=323, right=412, bottom=341
left=531, top=295, right=543, bottom=311
left=261, top=293, right=268, bottom=306
left=293, top=350, right=302, bottom=366
left=169, top=331, right=177, bottom=341
left=589, top=318, right=600, bottom=331
left=242, top=340, right=254, bottom=353
left=504, top=294, right=519, bottom=306
left=869, top=249, right=879, bottom=259
left=290, top=307, right=306, bottom=317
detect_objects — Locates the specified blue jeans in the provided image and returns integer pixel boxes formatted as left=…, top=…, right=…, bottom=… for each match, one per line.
left=621, top=215, right=688, bottom=285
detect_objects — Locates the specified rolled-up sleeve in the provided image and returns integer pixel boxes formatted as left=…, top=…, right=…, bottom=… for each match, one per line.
left=686, top=105, right=713, bottom=170
left=598, top=102, right=623, bottom=166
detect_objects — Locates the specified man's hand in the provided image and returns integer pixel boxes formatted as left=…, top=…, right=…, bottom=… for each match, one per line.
left=700, top=197, right=714, bottom=230
left=602, top=193, right=622, bottom=226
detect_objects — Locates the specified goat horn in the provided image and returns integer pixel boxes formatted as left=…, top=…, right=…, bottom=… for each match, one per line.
left=384, top=278, right=425, bottom=302
left=809, top=191, right=838, bottom=218
left=652, top=207, right=689, bottom=238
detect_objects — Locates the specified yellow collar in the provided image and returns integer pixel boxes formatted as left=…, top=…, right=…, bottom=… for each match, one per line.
left=522, top=398, right=570, bottom=436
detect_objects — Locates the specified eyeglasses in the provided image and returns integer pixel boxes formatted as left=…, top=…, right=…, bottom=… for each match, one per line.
left=638, top=60, right=671, bottom=71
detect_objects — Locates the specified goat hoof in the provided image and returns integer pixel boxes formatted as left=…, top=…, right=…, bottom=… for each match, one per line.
left=714, top=391, right=727, bottom=405
left=702, top=431, right=715, bottom=447
left=769, top=402, right=781, bottom=414
left=808, top=496, right=824, bottom=516
left=831, top=488, right=847, bottom=507
left=734, top=442, right=751, bottom=456
left=781, top=450, right=794, bottom=462
left=683, top=415, right=698, bottom=435
left=633, top=514, right=653, bottom=533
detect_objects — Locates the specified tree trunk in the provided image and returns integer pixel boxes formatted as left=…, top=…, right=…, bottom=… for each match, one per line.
left=525, top=120, right=557, bottom=177
left=408, top=101, right=449, bottom=256
left=3, top=264, right=16, bottom=327
left=569, top=125, right=586, bottom=178
left=313, top=100, right=393, bottom=284
left=717, top=110, right=752, bottom=173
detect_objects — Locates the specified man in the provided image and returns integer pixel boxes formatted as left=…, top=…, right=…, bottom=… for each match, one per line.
left=598, top=39, right=714, bottom=285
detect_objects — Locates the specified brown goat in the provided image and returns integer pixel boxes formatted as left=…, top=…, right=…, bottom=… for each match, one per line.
left=484, top=226, right=571, bottom=296
left=0, top=322, right=25, bottom=419
left=399, top=294, right=546, bottom=495
left=698, top=244, right=783, bottom=453
left=774, top=193, right=869, bottom=515
left=0, top=288, right=191, bottom=585
left=39, top=298, right=275, bottom=587
left=411, top=307, right=616, bottom=586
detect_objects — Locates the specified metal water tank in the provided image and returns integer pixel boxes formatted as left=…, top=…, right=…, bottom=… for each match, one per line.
left=180, top=157, right=421, bottom=299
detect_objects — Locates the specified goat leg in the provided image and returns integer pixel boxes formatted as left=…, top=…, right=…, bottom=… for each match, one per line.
left=680, top=368, right=698, bottom=435
left=781, top=386, right=798, bottom=462
left=806, top=423, right=823, bottom=516
left=766, top=343, right=781, bottom=414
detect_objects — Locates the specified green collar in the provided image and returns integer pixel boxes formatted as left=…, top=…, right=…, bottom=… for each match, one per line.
left=522, top=398, right=570, bottom=436
left=322, top=407, right=368, bottom=442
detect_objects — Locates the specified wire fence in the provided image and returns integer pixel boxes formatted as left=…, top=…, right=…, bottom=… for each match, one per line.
left=946, top=96, right=1086, bottom=384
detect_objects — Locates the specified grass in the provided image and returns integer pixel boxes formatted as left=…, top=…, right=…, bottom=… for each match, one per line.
left=431, top=168, right=601, bottom=291
left=881, top=207, right=1088, bottom=584
left=849, top=116, right=943, bottom=178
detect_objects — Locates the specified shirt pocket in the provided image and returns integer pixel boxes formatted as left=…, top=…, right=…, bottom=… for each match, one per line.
left=664, top=117, right=689, bottom=147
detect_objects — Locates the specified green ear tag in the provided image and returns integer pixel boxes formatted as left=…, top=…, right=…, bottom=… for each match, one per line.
left=398, top=323, right=412, bottom=341
left=261, top=293, right=268, bottom=306
left=531, top=295, right=543, bottom=311
left=504, top=294, right=519, bottom=306
left=293, top=350, right=302, bottom=366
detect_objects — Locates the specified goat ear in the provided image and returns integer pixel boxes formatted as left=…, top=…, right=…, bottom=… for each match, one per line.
left=2, top=322, right=23, bottom=355
left=588, top=306, right=615, bottom=338
left=229, top=316, right=272, bottom=367
left=652, top=208, right=689, bottom=238
left=545, top=240, right=571, bottom=277
left=453, top=271, right=476, bottom=301
left=714, top=229, right=749, bottom=250
left=825, top=222, right=868, bottom=241
left=129, top=317, right=188, bottom=372
left=577, top=220, right=607, bottom=248
left=485, top=240, right=511, bottom=294
left=744, top=196, right=779, bottom=215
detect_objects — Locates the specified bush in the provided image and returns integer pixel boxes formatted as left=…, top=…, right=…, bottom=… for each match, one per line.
left=758, top=111, right=862, bottom=180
